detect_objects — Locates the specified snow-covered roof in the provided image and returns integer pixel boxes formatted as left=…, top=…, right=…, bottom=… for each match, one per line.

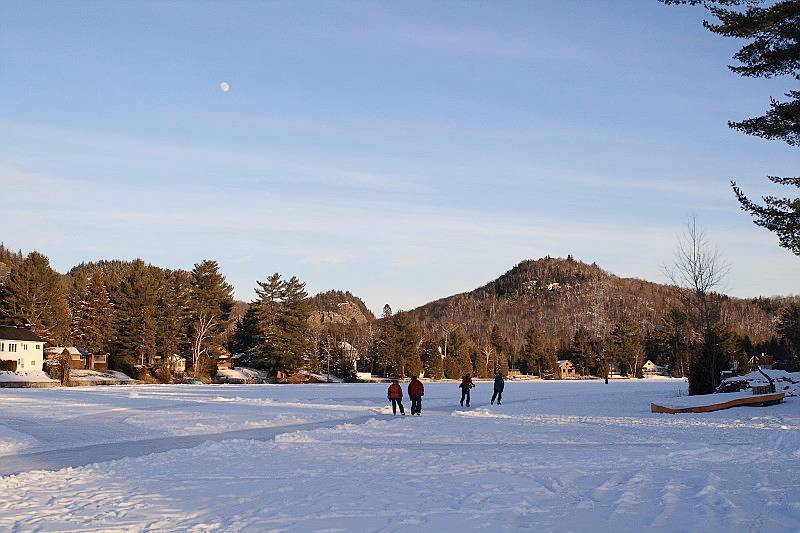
left=46, top=346, right=84, bottom=356
left=0, top=326, right=45, bottom=342
left=557, top=359, right=572, bottom=366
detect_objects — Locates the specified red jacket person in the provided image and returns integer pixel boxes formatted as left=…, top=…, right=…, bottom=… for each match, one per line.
left=408, top=376, right=424, bottom=416
left=387, top=379, right=405, bottom=415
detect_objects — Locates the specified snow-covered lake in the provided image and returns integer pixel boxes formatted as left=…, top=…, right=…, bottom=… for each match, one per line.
left=1, top=380, right=798, bottom=531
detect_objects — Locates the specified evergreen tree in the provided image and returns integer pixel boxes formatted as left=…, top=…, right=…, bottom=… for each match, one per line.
left=250, top=273, right=284, bottom=361
left=188, top=260, right=234, bottom=375
left=522, top=326, right=548, bottom=376
left=606, top=314, right=643, bottom=378
left=280, top=276, right=313, bottom=371
left=67, top=272, right=89, bottom=344
left=777, top=302, right=800, bottom=370
left=444, top=326, right=474, bottom=378
left=662, top=308, right=692, bottom=377
left=229, top=306, right=259, bottom=355
left=245, top=273, right=312, bottom=374
left=664, top=0, right=800, bottom=254
left=420, top=338, right=444, bottom=379
left=375, top=304, right=398, bottom=376
left=154, top=270, right=191, bottom=364
left=689, top=326, right=734, bottom=395
left=0, top=251, right=70, bottom=344
left=71, top=272, right=115, bottom=354
left=112, top=260, right=158, bottom=368
left=395, top=312, right=422, bottom=377
left=569, top=327, right=596, bottom=376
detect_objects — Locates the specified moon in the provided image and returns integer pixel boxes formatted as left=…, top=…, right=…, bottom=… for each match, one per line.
left=219, top=81, right=230, bottom=93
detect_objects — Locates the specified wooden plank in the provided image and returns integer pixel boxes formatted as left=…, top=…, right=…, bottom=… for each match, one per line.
left=651, top=392, right=785, bottom=414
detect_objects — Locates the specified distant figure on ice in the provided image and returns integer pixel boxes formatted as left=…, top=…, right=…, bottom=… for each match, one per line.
left=491, top=373, right=504, bottom=405
left=408, top=376, right=424, bottom=416
left=387, top=379, right=405, bottom=415
left=459, top=374, right=474, bottom=407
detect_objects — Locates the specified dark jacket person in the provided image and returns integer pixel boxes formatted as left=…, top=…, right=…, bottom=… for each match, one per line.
left=459, top=375, right=475, bottom=407
left=491, top=373, right=505, bottom=405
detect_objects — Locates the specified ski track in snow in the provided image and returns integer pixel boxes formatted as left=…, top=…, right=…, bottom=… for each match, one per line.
left=0, top=381, right=799, bottom=532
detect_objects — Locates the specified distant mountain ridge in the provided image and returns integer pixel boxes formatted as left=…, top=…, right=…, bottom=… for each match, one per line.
left=410, top=256, right=780, bottom=348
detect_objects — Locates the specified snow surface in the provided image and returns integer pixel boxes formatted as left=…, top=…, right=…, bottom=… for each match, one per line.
left=0, top=371, right=55, bottom=383
left=70, top=369, right=137, bottom=382
left=1, top=380, right=799, bottom=531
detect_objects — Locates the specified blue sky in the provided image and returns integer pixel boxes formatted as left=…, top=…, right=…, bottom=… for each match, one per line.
left=1, top=0, right=797, bottom=312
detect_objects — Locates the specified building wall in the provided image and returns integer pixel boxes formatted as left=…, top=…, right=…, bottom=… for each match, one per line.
left=0, top=339, right=44, bottom=371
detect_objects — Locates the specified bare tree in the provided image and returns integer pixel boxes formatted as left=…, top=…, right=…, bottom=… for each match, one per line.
left=664, top=216, right=730, bottom=391
left=191, top=313, right=216, bottom=378
left=664, top=216, right=730, bottom=333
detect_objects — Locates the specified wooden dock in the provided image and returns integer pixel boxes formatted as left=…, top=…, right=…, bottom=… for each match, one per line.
left=651, top=391, right=785, bottom=414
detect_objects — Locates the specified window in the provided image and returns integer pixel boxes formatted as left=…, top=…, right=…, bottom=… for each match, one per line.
left=30, top=360, right=36, bottom=368
left=18, top=358, right=24, bottom=368
left=22, top=343, right=27, bottom=350
left=0, top=343, right=4, bottom=352
left=35, top=344, right=40, bottom=350
left=9, top=344, right=17, bottom=353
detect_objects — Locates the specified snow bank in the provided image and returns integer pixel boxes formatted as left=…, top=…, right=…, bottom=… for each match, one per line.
left=0, top=371, right=55, bottom=383
left=215, top=367, right=269, bottom=383
left=0, top=426, right=37, bottom=456
left=70, top=370, right=136, bottom=382
left=719, top=369, right=800, bottom=397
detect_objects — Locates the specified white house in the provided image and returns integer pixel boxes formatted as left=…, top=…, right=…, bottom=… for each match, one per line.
left=642, top=360, right=668, bottom=376
left=0, top=326, right=45, bottom=372
left=338, top=341, right=359, bottom=372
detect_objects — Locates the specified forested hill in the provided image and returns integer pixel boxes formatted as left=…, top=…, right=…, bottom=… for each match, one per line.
left=410, top=256, right=779, bottom=349
left=308, top=290, right=374, bottom=329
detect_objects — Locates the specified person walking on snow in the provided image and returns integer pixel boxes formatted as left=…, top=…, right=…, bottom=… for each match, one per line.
left=491, top=373, right=504, bottom=405
left=387, top=379, right=405, bottom=415
left=459, top=374, right=474, bottom=407
left=408, top=376, right=424, bottom=415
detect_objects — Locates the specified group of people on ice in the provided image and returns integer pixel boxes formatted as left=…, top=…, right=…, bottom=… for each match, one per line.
left=387, top=373, right=505, bottom=415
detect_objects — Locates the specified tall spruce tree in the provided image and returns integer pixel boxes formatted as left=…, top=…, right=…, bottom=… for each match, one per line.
left=280, top=276, right=313, bottom=371
left=0, top=251, right=70, bottom=344
left=244, top=273, right=312, bottom=374
left=229, top=305, right=259, bottom=355
left=661, top=308, right=692, bottom=377
left=155, top=270, right=191, bottom=365
left=376, top=304, right=398, bottom=376
left=522, top=326, right=548, bottom=376
left=606, top=314, right=643, bottom=378
left=188, top=260, right=234, bottom=375
left=71, top=272, right=115, bottom=354
left=777, top=302, right=800, bottom=370
left=112, top=260, right=159, bottom=368
left=569, top=327, right=597, bottom=377
left=395, top=311, right=422, bottom=378
left=664, top=0, right=800, bottom=254
left=246, top=273, right=285, bottom=371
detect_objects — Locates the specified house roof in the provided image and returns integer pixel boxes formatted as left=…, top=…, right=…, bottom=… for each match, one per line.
left=0, top=326, right=45, bottom=342
left=46, top=346, right=85, bottom=356
left=557, top=359, right=572, bottom=366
